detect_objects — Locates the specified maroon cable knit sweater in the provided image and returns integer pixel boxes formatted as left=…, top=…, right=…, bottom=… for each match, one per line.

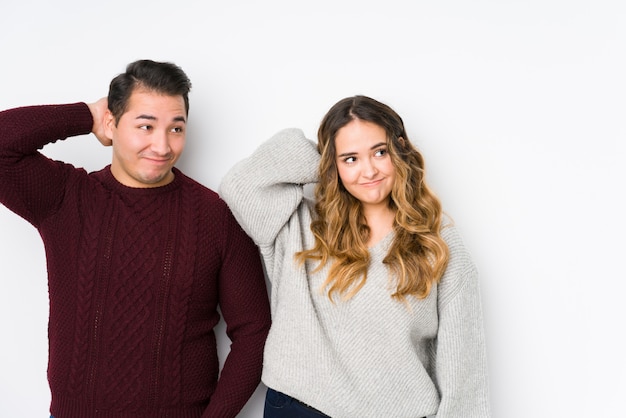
left=0, top=103, right=271, bottom=418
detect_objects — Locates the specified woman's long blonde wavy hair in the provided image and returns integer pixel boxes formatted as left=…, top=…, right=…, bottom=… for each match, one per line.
left=296, top=96, right=449, bottom=302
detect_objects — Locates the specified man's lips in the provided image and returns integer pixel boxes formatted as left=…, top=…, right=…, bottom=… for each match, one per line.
left=142, top=156, right=172, bottom=164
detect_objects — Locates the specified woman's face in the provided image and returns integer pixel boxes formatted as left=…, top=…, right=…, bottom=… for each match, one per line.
left=334, top=119, right=396, bottom=212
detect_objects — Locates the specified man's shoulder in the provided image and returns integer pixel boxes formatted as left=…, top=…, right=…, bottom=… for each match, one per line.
left=175, top=169, right=226, bottom=207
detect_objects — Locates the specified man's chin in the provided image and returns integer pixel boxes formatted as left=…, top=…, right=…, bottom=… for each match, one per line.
left=137, top=170, right=174, bottom=187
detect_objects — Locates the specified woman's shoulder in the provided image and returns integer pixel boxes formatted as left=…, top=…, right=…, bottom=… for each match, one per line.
left=440, top=213, right=470, bottom=258
left=437, top=213, right=478, bottom=302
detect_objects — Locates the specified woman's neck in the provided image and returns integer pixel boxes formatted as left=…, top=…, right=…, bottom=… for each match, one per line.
left=364, top=204, right=395, bottom=247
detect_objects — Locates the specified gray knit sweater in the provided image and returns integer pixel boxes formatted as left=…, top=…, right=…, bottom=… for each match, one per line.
left=220, top=128, right=491, bottom=418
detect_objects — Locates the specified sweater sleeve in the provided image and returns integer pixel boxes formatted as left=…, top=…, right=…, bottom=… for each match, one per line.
left=201, top=202, right=272, bottom=418
left=433, top=227, right=491, bottom=417
left=0, top=103, right=93, bottom=226
left=219, top=128, right=320, bottom=247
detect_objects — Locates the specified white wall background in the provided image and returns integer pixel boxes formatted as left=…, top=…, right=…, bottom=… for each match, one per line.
left=1, top=0, right=625, bottom=416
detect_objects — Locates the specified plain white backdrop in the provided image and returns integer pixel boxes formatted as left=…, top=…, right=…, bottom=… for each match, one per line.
left=1, top=1, right=625, bottom=416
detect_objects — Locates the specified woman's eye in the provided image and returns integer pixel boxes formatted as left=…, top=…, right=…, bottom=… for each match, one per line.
left=375, top=149, right=387, bottom=157
left=344, top=156, right=356, bottom=163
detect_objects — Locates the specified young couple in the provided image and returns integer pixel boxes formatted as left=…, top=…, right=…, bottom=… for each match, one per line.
left=0, top=59, right=490, bottom=418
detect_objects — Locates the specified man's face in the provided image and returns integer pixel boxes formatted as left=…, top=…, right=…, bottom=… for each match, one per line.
left=105, top=88, right=187, bottom=188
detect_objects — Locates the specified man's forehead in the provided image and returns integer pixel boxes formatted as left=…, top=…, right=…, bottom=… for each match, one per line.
left=125, top=90, right=186, bottom=120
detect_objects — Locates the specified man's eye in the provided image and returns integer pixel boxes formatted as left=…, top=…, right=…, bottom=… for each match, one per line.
left=171, top=127, right=184, bottom=133
left=139, top=125, right=152, bottom=131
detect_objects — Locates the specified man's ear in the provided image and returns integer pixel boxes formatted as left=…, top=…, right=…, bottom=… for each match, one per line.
left=104, top=110, right=115, bottom=140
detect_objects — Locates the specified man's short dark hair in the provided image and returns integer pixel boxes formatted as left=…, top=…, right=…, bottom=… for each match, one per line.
left=108, top=59, right=192, bottom=124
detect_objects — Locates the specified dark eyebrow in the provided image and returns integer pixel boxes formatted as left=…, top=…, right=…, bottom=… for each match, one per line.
left=337, top=142, right=387, bottom=158
left=135, top=115, right=187, bottom=123
left=136, top=114, right=157, bottom=121
left=337, top=151, right=356, bottom=158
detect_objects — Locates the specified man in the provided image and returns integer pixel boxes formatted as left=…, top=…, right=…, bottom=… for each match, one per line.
left=0, top=59, right=271, bottom=418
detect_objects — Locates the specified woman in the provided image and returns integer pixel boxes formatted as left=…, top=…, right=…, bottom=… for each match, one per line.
left=220, top=96, right=491, bottom=417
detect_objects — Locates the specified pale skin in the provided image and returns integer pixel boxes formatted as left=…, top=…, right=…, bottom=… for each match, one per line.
left=334, top=119, right=397, bottom=247
left=87, top=88, right=187, bottom=188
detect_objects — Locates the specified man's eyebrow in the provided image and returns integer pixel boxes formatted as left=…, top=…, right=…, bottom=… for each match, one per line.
left=136, top=114, right=157, bottom=121
left=135, top=114, right=187, bottom=123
